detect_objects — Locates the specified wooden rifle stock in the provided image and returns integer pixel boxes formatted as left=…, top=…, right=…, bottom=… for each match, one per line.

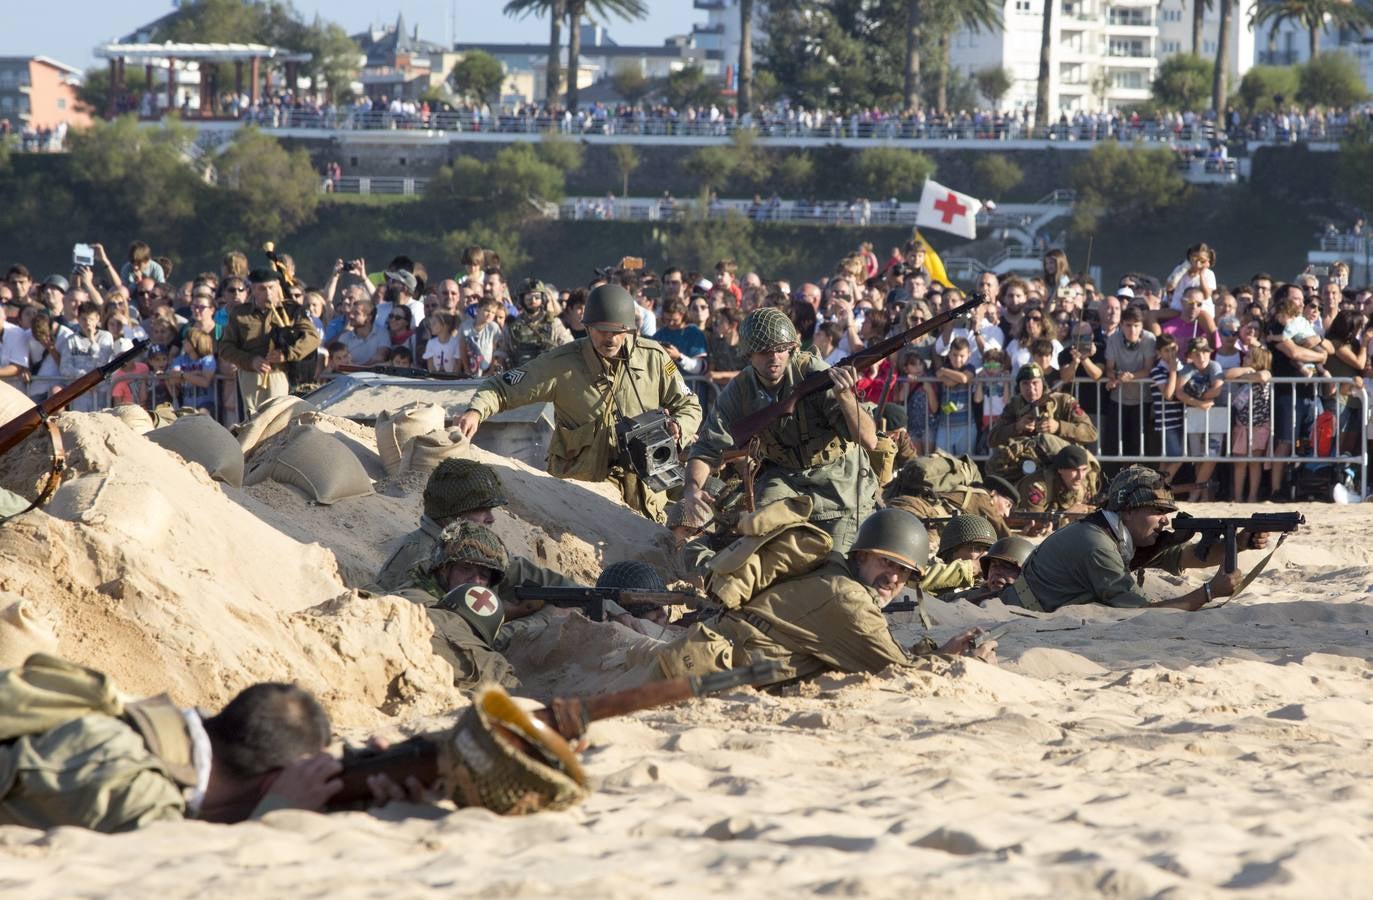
left=0, top=340, right=147, bottom=456
left=327, top=661, right=780, bottom=809
left=726, top=296, right=980, bottom=448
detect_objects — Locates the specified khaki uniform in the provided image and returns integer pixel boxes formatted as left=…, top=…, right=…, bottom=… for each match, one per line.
left=690, top=352, right=876, bottom=552
left=707, top=553, right=926, bottom=685
left=939, top=486, right=1012, bottom=538
left=1007, top=511, right=1187, bottom=612
left=988, top=391, right=1098, bottom=449
left=0, top=713, right=188, bottom=832
left=465, top=337, right=702, bottom=523
left=218, top=301, right=320, bottom=417
left=921, top=558, right=977, bottom=593
left=372, top=515, right=445, bottom=592
left=1016, top=466, right=1102, bottom=513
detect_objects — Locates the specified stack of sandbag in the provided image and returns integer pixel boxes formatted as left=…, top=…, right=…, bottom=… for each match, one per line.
left=244, top=421, right=373, bottom=505
left=376, top=402, right=469, bottom=477
left=235, top=395, right=317, bottom=460
left=145, top=413, right=245, bottom=487
left=101, top=404, right=156, bottom=435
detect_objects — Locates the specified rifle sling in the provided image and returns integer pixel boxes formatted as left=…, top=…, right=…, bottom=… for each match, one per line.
left=0, top=414, right=65, bottom=526
left=1204, top=532, right=1290, bottom=609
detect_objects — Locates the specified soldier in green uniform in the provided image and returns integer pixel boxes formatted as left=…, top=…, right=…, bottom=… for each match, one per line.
left=655, top=508, right=996, bottom=687
left=503, top=278, right=572, bottom=368
left=1015, top=442, right=1102, bottom=534
left=399, top=521, right=522, bottom=690
left=939, top=535, right=1033, bottom=604
left=218, top=268, right=321, bottom=416
left=681, top=307, right=878, bottom=552
left=456, top=284, right=702, bottom=523
left=373, top=458, right=509, bottom=592
left=1005, top=466, right=1271, bottom=613
left=988, top=363, right=1098, bottom=449
left=0, top=656, right=346, bottom=832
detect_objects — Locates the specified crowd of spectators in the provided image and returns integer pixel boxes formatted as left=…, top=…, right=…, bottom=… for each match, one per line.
left=1, top=234, right=1368, bottom=503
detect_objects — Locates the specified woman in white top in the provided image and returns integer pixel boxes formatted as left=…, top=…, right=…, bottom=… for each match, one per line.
left=1005, top=306, right=1062, bottom=369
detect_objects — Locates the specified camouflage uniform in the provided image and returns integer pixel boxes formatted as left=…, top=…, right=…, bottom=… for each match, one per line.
left=464, top=336, right=702, bottom=522
left=987, top=391, right=1098, bottom=449
left=503, top=310, right=573, bottom=368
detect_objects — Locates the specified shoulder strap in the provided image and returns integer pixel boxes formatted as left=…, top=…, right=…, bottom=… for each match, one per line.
left=122, top=695, right=198, bottom=788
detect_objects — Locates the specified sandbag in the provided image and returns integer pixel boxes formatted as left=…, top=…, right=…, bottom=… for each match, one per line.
left=703, top=496, right=833, bottom=609
left=101, top=404, right=155, bottom=435
left=376, top=402, right=447, bottom=477
left=236, top=394, right=315, bottom=458
left=401, top=428, right=471, bottom=477
left=146, top=413, right=245, bottom=487
left=0, top=380, right=31, bottom=424
left=244, top=422, right=372, bottom=504
left=0, top=595, right=59, bottom=670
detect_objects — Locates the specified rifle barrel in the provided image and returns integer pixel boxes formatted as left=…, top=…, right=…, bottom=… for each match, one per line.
left=0, top=339, right=147, bottom=455
left=726, top=296, right=979, bottom=448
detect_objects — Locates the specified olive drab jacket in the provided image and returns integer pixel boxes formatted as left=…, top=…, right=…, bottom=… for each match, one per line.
left=708, top=553, right=928, bottom=684
left=987, top=391, right=1098, bottom=448
left=217, top=300, right=320, bottom=373
left=690, top=351, right=875, bottom=542
left=464, top=337, right=701, bottom=520
left=1016, top=465, right=1102, bottom=513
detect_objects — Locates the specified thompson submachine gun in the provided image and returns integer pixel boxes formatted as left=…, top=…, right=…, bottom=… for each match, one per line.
left=512, top=585, right=713, bottom=622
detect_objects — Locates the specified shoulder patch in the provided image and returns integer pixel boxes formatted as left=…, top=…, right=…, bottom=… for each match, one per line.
left=501, top=368, right=525, bottom=385
left=664, top=357, right=679, bottom=378
left=1027, top=487, right=1045, bottom=506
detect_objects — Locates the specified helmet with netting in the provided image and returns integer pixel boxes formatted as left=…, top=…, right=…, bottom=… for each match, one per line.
left=739, top=307, right=800, bottom=354
left=424, top=459, right=508, bottom=522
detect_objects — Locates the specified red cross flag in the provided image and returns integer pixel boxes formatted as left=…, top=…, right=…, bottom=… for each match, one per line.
left=916, top=179, right=983, bottom=240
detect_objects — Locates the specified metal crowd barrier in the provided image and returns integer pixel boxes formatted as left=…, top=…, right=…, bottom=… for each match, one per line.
left=896, top=374, right=1368, bottom=497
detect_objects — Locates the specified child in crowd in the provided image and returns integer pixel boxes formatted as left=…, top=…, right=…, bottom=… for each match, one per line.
left=388, top=346, right=415, bottom=367
left=977, top=348, right=1009, bottom=450
left=144, top=344, right=176, bottom=408
left=812, top=322, right=845, bottom=365
left=899, top=351, right=933, bottom=456
left=1029, top=338, right=1059, bottom=387
left=321, top=340, right=352, bottom=377
left=1150, top=334, right=1185, bottom=486
left=461, top=298, right=502, bottom=376
left=928, top=337, right=976, bottom=456
left=1178, top=336, right=1226, bottom=500
left=423, top=311, right=461, bottom=374
left=1230, top=346, right=1273, bottom=503
left=169, top=330, right=218, bottom=413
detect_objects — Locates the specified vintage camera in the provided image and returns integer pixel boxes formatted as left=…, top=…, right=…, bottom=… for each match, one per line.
left=616, top=410, right=683, bottom=493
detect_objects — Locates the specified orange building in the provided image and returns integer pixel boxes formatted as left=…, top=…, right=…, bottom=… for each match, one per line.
left=0, top=56, right=90, bottom=132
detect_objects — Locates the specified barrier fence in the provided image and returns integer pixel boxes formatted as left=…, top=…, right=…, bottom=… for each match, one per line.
left=13, top=370, right=1366, bottom=498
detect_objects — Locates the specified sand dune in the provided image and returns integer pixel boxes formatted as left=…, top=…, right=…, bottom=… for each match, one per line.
left=3, top=410, right=1372, bottom=898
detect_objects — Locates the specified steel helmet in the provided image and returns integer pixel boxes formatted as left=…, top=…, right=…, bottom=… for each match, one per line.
left=850, top=508, right=930, bottom=575
left=1104, top=465, right=1178, bottom=513
left=428, top=520, right=509, bottom=580
left=584, top=283, right=637, bottom=332
left=979, top=535, right=1034, bottom=578
left=936, top=514, right=997, bottom=561
left=739, top=307, right=800, bottom=354
left=423, top=458, right=508, bottom=522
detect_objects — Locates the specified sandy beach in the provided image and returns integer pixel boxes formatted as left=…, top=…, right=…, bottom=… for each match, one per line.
left=3, top=409, right=1372, bottom=899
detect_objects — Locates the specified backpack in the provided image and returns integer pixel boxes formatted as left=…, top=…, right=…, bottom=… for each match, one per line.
left=703, top=496, right=833, bottom=609
left=986, top=433, right=1071, bottom=482
left=888, top=449, right=981, bottom=501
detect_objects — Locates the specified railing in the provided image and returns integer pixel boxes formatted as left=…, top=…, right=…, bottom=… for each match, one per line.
left=330, top=176, right=429, bottom=195
left=191, top=107, right=1368, bottom=146
left=898, top=374, right=1368, bottom=498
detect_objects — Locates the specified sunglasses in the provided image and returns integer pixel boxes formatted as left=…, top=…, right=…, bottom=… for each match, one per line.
left=389, top=314, right=408, bottom=321
left=227, top=286, right=247, bottom=293
left=1026, top=314, right=1043, bottom=321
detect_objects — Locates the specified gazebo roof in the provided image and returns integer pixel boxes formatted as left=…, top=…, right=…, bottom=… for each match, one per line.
left=94, top=42, right=311, bottom=63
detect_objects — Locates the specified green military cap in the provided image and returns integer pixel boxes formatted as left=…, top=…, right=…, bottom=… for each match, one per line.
left=739, top=307, right=800, bottom=354
left=1052, top=444, right=1092, bottom=469
left=429, top=520, right=509, bottom=579
left=937, top=514, right=998, bottom=561
left=424, top=458, right=508, bottom=522
left=1104, top=465, right=1178, bottom=513
left=1015, top=362, right=1044, bottom=383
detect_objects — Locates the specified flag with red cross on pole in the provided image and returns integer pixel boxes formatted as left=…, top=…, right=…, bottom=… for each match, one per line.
left=916, top=178, right=983, bottom=240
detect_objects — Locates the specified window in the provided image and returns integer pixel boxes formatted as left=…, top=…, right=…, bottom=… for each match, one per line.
left=1111, top=70, right=1145, bottom=89
left=0, top=97, right=10, bottom=111
left=1015, top=0, right=1032, bottom=10
left=56, top=98, right=66, bottom=109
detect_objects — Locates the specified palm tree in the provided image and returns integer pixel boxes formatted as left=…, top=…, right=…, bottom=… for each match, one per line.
left=904, top=0, right=923, bottom=111
left=739, top=0, right=755, bottom=116
left=503, top=0, right=566, bottom=106
left=1034, top=0, right=1053, bottom=130
left=1213, top=0, right=1235, bottom=117
left=927, top=0, right=1001, bottom=114
left=1192, top=0, right=1214, bottom=55
left=1251, top=0, right=1373, bottom=60
left=565, top=0, right=648, bottom=111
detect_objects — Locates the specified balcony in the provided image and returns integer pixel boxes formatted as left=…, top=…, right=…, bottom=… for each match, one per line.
left=1258, top=50, right=1301, bottom=65
left=693, top=0, right=726, bottom=8
left=1107, top=11, right=1154, bottom=27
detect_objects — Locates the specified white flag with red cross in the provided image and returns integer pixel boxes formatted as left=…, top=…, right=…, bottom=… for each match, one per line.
left=916, top=179, right=982, bottom=240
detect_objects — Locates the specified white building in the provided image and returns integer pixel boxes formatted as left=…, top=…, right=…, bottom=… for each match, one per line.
left=1155, top=0, right=1258, bottom=80
left=690, top=0, right=767, bottom=81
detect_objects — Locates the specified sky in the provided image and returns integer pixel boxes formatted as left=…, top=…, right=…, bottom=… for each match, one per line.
left=3, top=0, right=700, bottom=72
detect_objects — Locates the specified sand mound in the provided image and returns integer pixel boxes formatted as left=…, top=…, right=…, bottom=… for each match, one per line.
left=232, top=410, right=672, bottom=589
left=0, top=412, right=460, bottom=726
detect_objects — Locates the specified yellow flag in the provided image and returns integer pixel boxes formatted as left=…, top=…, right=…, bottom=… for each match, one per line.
left=913, top=230, right=954, bottom=289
